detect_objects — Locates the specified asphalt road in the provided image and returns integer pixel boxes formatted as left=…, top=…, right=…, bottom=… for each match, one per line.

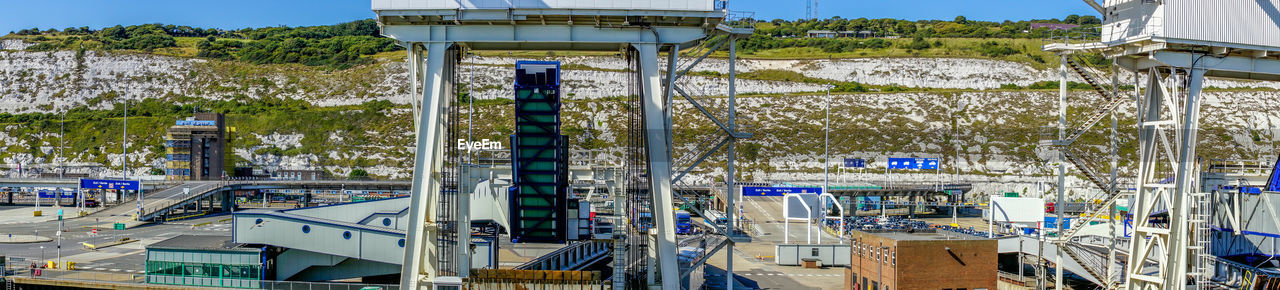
left=0, top=209, right=233, bottom=273
left=740, top=196, right=841, bottom=244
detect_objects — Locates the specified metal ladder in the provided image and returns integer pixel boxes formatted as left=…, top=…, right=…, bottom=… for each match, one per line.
left=611, top=168, right=627, bottom=290
left=1189, top=192, right=1214, bottom=290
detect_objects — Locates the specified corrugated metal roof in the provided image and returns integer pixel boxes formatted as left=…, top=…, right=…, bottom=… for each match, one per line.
left=1106, top=0, right=1280, bottom=51
left=1163, top=0, right=1280, bottom=50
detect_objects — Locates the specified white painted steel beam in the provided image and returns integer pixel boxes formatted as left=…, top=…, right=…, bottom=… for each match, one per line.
left=635, top=42, right=680, bottom=290
left=382, top=25, right=709, bottom=50
left=1117, top=51, right=1280, bottom=81
left=1124, top=67, right=1205, bottom=290
left=401, top=39, right=454, bottom=290
left=1082, top=0, right=1105, bottom=15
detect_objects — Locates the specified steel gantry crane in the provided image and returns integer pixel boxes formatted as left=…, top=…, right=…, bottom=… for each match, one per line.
left=1057, top=0, right=1280, bottom=289
left=373, top=0, right=752, bottom=288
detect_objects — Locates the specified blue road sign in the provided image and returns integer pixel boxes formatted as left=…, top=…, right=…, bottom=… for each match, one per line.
left=888, top=158, right=940, bottom=170
left=921, top=158, right=940, bottom=170
left=888, top=158, right=917, bottom=169
left=79, top=179, right=140, bottom=191
left=36, top=190, right=75, bottom=199
left=742, top=186, right=824, bottom=197
left=844, top=158, right=865, bottom=168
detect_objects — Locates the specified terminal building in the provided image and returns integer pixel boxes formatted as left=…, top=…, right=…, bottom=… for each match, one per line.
left=145, top=235, right=273, bottom=288
left=846, top=229, right=997, bottom=290
left=165, top=113, right=227, bottom=180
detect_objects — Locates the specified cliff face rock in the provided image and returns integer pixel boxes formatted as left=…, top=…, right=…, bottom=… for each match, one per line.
left=4, top=41, right=1280, bottom=199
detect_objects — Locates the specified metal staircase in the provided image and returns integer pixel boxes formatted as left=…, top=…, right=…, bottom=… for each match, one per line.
left=1061, top=148, right=1111, bottom=194
left=1060, top=57, right=1127, bottom=145
left=1060, top=197, right=1116, bottom=240
left=1061, top=242, right=1110, bottom=285
left=1048, top=55, right=1132, bottom=290
left=1050, top=56, right=1127, bottom=197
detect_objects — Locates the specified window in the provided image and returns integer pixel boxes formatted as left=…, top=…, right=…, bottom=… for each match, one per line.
left=812, top=248, right=820, bottom=256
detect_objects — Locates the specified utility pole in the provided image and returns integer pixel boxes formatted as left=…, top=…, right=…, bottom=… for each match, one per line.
left=823, top=87, right=830, bottom=245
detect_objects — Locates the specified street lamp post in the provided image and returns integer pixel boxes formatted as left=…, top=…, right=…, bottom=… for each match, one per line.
left=60, top=110, right=65, bottom=180
left=822, top=87, right=831, bottom=244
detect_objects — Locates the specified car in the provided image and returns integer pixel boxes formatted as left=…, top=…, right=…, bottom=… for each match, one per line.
left=84, top=199, right=99, bottom=207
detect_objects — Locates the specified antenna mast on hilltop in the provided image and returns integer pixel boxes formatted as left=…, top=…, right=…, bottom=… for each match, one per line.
left=805, top=0, right=812, bottom=20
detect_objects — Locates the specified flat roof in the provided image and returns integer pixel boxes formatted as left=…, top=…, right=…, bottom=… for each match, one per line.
left=147, top=235, right=259, bottom=252
left=857, top=229, right=987, bottom=241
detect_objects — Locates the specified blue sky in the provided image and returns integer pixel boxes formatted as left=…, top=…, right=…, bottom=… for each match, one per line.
left=1, top=1, right=1100, bottom=34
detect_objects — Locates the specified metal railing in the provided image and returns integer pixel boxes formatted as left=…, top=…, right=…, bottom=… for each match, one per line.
left=1046, top=28, right=1102, bottom=45
left=257, top=281, right=399, bottom=290
left=10, top=267, right=145, bottom=284
left=8, top=266, right=398, bottom=290
left=141, top=182, right=225, bottom=221
left=723, top=10, right=756, bottom=29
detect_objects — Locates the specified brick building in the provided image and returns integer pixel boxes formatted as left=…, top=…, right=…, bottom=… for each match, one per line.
left=845, top=229, right=997, bottom=290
